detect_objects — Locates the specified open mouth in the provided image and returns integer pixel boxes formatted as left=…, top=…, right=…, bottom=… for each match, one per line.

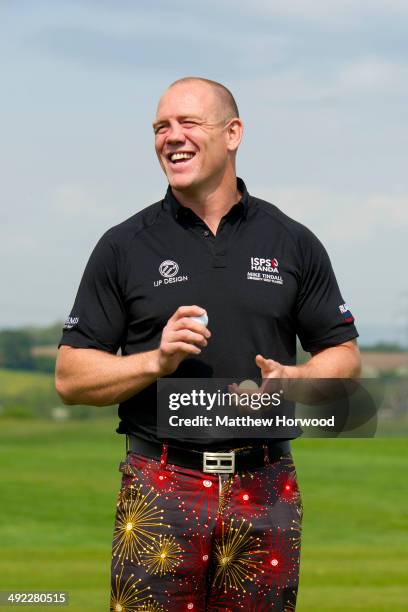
left=167, top=152, right=196, bottom=165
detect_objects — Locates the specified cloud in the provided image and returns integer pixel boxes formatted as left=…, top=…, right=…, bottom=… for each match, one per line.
left=53, top=184, right=96, bottom=214
left=49, top=182, right=132, bottom=233
left=230, top=0, right=408, bottom=25
left=19, top=0, right=407, bottom=87
left=28, top=24, right=241, bottom=75
left=335, top=57, right=408, bottom=94
left=257, top=186, right=408, bottom=243
left=28, top=25, right=408, bottom=106
left=48, top=0, right=408, bottom=25
left=238, top=56, right=408, bottom=109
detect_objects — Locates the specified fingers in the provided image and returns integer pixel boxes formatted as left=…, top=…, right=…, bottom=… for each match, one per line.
left=160, top=307, right=211, bottom=368
left=255, top=354, right=279, bottom=371
left=164, top=314, right=211, bottom=349
left=165, top=327, right=209, bottom=348
left=161, top=341, right=202, bottom=356
left=168, top=305, right=207, bottom=323
left=255, top=354, right=265, bottom=369
left=255, top=354, right=285, bottom=387
left=173, top=317, right=211, bottom=338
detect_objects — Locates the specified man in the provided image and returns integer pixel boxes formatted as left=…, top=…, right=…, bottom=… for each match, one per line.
left=56, top=77, right=360, bottom=611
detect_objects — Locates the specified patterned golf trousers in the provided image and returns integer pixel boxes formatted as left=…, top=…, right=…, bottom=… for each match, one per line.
left=110, top=445, right=302, bottom=611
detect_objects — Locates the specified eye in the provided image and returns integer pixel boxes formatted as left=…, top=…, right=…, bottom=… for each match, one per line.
left=154, top=124, right=168, bottom=135
left=181, top=120, right=197, bottom=128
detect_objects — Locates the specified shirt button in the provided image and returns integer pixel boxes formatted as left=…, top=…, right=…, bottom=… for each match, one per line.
left=203, top=230, right=210, bottom=237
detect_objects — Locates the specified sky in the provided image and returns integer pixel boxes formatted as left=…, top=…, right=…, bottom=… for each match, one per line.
left=1, top=0, right=407, bottom=345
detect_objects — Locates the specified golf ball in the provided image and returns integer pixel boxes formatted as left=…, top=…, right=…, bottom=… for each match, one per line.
left=190, top=313, right=208, bottom=327
left=238, top=379, right=259, bottom=391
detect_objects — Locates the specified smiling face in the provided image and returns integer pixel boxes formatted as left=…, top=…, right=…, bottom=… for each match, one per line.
left=153, top=81, right=240, bottom=196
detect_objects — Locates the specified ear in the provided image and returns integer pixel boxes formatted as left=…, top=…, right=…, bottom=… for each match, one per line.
left=226, top=118, right=244, bottom=152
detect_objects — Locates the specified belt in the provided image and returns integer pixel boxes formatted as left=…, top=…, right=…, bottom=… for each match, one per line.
left=127, top=435, right=290, bottom=474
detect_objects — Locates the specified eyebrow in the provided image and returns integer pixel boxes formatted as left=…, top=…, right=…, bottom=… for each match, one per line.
left=152, top=115, right=202, bottom=130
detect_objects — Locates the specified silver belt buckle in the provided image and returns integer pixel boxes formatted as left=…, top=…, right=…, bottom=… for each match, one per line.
left=203, top=451, right=235, bottom=474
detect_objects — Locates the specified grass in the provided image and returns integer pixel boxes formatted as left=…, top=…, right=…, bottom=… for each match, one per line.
left=0, top=419, right=406, bottom=611
left=0, top=369, right=113, bottom=420
left=0, top=418, right=122, bottom=611
left=0, top=369, right=55, bottom=397
left=294, top=438, right=408, bottom=611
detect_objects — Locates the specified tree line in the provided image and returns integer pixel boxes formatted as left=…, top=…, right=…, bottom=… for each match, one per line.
left=0, top=323, right=62, bottom=372
left=0, top=323, right=405, bottom=374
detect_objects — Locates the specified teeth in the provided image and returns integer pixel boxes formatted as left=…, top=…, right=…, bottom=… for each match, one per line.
left=170, top=152, right=195, bottom=162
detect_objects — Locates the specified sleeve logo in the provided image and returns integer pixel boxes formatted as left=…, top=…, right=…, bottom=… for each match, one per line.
left=63, top=316, right=79, bottom=330
left=338, top=303, right=354, bottom=323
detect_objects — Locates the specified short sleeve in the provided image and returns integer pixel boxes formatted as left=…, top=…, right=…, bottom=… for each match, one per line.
left=58, top=233, right=126, bottom=353
left=295, top=228, right=358, bottom=353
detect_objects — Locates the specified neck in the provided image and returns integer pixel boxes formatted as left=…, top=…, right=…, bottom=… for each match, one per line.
left=172, top=169, right=241, bottom=234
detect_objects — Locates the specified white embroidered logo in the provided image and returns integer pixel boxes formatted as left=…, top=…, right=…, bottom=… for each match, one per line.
left=159, top=260, right=179, bottom=278
left=250, top=257, right=279, bottom=273
left=247, top=256, right=283, bottom=285
left=63, top=316, right=79, bottom=330
left=154, top=260, right=188, bottom=287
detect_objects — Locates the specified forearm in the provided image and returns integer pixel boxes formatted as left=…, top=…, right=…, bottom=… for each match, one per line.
left=286, top=341, right=361, bottom=379
left=55, top=346, right=161, bottom=406
left=55, top=306, right=210, bottom=407
left=254, top=341, right=361, bottom=406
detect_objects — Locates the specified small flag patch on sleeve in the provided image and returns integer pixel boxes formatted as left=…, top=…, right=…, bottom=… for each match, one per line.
left=338, top=303, right=354, bottom=323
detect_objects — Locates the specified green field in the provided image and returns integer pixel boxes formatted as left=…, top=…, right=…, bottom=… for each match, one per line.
left=0, top=418, right=406, bottom=611
left=0, top=369, right=113, bottom=420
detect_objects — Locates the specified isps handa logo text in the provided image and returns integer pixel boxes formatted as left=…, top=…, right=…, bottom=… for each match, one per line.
left=250, top=257, right=279, bottom=273
left=247, top=256, right=283, bottom=285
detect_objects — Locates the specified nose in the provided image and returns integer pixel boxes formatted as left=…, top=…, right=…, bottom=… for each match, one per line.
left=166, top=121, right=185, bottom=144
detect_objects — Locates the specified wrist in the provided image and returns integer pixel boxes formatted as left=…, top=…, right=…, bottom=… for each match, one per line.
left=145, top=349, right=162, bottom=378
left=283, top=364, right=308, bottom=379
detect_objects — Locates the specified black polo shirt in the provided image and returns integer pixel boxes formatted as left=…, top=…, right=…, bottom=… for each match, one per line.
left=59, top=178, right=358, bottom=446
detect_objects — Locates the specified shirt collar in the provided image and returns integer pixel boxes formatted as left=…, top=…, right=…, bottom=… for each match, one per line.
left=163, top=177, right=250, bottom=223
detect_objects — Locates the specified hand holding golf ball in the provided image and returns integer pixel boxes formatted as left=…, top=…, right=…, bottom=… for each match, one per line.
left=188, top=312, right=209, bottom=328
left=158, top=306, right=210, bottom=376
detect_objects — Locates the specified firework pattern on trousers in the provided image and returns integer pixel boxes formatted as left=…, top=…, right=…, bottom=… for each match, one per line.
left=112, top=452, right=301, bottom=611
left=142, top=534, right=183, bottom=576
left=290, top=507, right=302, bottom=550
left=164, top=579, right=206, bottom=612
left=135, top=601, right=165, bottom=612
left=271, top=456, right=301, bottom=506
left=235, top=590, right=282, bottom=610
left=112, top=483, right=169, bottom=568
left=255, top=527, right=300, bottom=595
left=223, top=470, right=269, bottom=520
left=177, top=474, right=218, bottom=523
left=234, top=586, right=298, bottom=612
left=283, top=593, right=298, bottom=612
left=180, top=522, right=212, bottom=577
left=121, top=454, right=177, bottom=496
left=110, top=565, right=152, bottom=612
left=217, top=474, right=233, bottom=515
left=212, top=517, right=265, bottom=592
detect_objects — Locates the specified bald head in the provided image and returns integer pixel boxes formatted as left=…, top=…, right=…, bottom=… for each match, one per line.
left=153, top=76, right=244, bottom=198
left=166, top=77, right=239, bottom=122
